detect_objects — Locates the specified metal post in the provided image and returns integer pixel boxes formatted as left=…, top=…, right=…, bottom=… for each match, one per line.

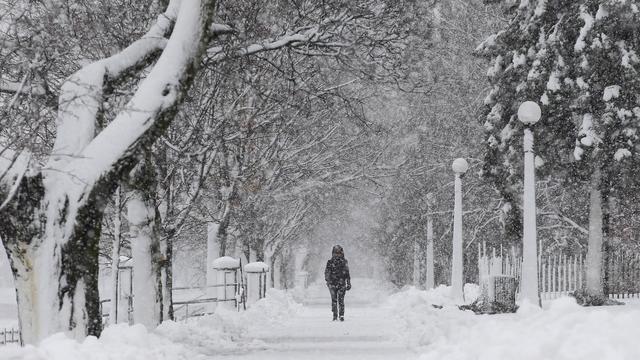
left=518, top=101, right=541, bottom=306
left=451, top=158, right=468, bottom=301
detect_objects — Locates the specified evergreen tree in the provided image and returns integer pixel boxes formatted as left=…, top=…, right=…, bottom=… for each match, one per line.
left=478, top=0, right=640, bottom=299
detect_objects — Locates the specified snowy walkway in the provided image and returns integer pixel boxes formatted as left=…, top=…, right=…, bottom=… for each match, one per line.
left=7, top=282, right=640, bottom=360
left=219, top=287, right=418, bottom=360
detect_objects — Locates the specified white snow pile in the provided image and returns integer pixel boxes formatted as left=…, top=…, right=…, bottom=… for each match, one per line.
left=232, top=288, right=303, bottom=326
left=388, top=284, right=479, bottom=308
left=387, top=290, right=640, bottom=360
left=382, top=284, right=479, bottom=349
left=1, top=289, right=301, bottom=360
left=1, top=316, right=244, bottom=360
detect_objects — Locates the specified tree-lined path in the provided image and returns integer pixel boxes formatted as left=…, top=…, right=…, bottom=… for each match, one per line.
left=219, top=281, right=418, bottom=360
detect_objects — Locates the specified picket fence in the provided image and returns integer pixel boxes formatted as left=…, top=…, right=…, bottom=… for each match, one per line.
left=538, top=254, right=585, bottom=299
left=605, top=250, right=640, bottom=299
left=477, top=242, right=640, bottom=300
left=0, top=328, right=20, bottom=345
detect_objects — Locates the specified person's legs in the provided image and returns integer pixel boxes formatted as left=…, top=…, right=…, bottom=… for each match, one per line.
left=329, top=286, right=338, bottom=320
left=337, top=288, right=346, bottom=319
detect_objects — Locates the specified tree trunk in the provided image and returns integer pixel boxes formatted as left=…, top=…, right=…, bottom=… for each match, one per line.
left=127, top=155, right=170, bottom=328
left=160, top=226, right=174, bottom=321
left=109, top=187, right=123, bottom=324
left=128, top=189, right=163, bottom=328
left=425, top=211, right=435, bottom=289
left=585, top=169, right=604, bottom=296
left=413, top=239, right=420, bottom=287
left=264, top=246, right=274, bottom=288
left=601, top=193, right=614, bottom=296
left=0, top=176, right=104, bottom=344
left=273, top=255, right=282, bottom=289
left=0, top=0, right=215, bottom=343
left=206, top=222, right=220, bottom=312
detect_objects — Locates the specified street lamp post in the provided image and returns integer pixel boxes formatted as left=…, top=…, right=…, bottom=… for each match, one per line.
left=518, top=101, right=541, bottom=306
left=451, top=158, right=468, bottom=301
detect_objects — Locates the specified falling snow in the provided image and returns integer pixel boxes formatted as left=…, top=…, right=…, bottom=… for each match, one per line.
left=3, top=0, right=640, bottom=359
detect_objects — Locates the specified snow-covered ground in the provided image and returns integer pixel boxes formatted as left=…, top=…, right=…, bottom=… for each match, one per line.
left=232, top=278, right=416, bottom=360
left=385, top=286, right=640, bottom=360
left=4, top=279, right=640, bottom=359
left=0, top=288, right=300, bottom=359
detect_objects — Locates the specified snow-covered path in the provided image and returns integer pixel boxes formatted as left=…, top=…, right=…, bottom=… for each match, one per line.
left=8, top=281, right=640, bottom=360
left=219, top=286, right=418, bottom=360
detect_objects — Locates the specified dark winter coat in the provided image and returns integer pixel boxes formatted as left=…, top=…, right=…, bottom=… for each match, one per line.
left=324, top=245, right=351, bottom=289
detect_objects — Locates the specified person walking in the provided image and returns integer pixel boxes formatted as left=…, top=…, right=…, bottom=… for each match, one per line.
left=324, top=245, right=351, bottom=321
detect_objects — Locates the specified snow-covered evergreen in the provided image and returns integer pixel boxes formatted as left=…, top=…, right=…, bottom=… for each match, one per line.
left=478, top=0, right=640, bottom=297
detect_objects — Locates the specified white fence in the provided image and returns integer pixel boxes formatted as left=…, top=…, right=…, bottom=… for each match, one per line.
left=539, top=254, right=584, bottom=299
left=0, top=328, right=20, bottom=345
left=478, top=242, right=640, bottom=300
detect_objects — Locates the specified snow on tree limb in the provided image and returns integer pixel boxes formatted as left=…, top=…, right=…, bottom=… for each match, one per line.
left=206, top=14, right=354, bottom=63
left=209, top=23, right=234, bottom=35
left=0, top=145, right=30, bottom=192
left=0, top=152, right=30, bottom=212
left=0, top=136, right=32, bottom=212
left=61, top=0, right=212, bottom=192
left=46, top=2, right=181, bottom=171
left=0, top=78, right=47, bottom=97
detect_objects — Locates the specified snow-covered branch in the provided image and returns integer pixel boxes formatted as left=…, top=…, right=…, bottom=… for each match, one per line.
left=206, top=14, right=354, bottom=63
left=265, top=200, right=312, bottom=250
left=0, top=78, right=47, bottom=97
left=0, top=153, right=30, bottom=212
left=0, top=143, right=31, bottom=211
left=46, top=1, right=181, bottom=170
left=540, top=212, right=588, bottom=235
left=163, top=150, right=218, bottom=238
left=63, top=0, right=212, bottom=191
left=209, top=23, right=234, bottom=36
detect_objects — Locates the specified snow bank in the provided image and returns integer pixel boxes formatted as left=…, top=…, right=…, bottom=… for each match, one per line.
left=420, top=297, right=640, bottom=360
left=1, top=289, right=301, bottom=360
left=234, top=288, right=302, bottom=327
left=1, top=316, right=243, bottom=360
left=387, top=289, right=640, bottom=360
left=387, top=284, right=479, bottom=308
left=383, top=284, right=479, bottom=349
